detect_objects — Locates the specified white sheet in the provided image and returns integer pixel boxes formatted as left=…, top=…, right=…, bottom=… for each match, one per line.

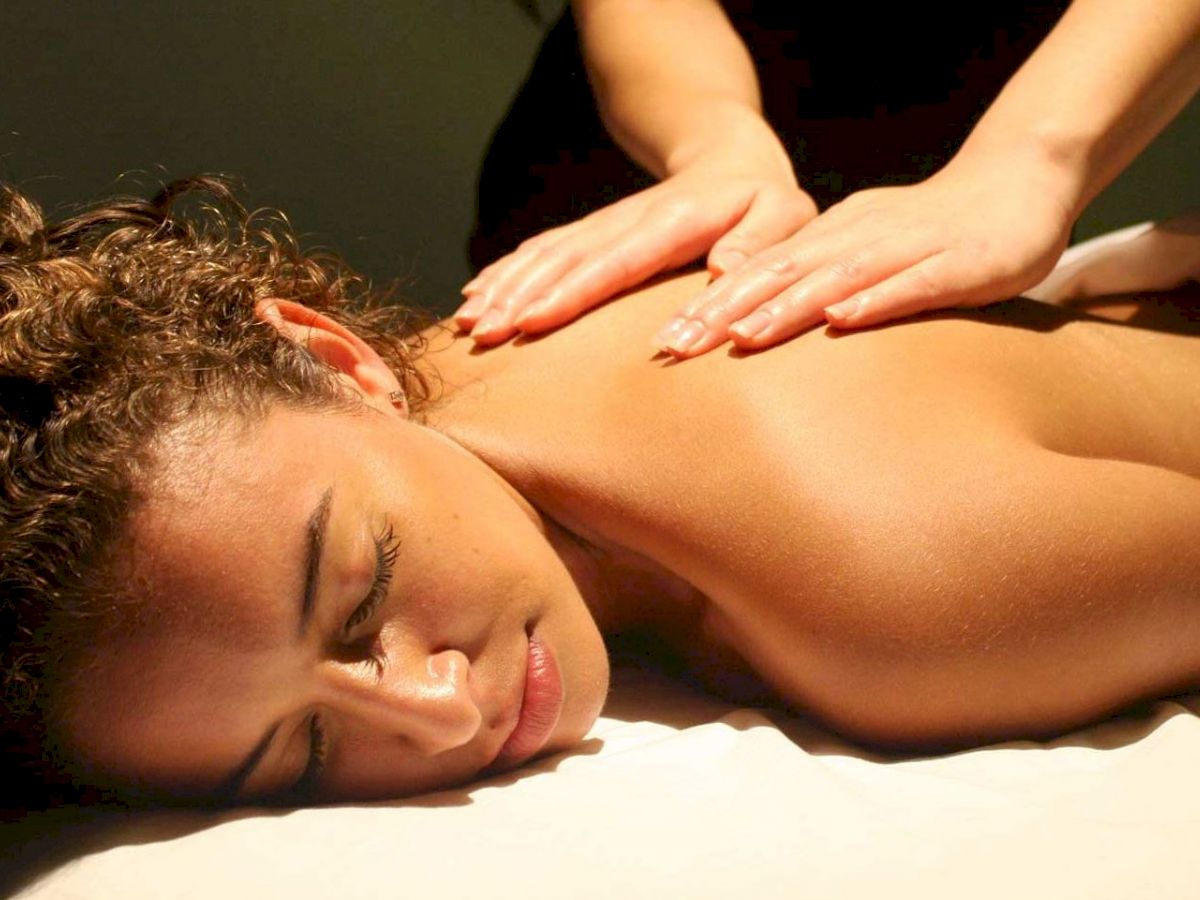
left=6, top=667, right=1200, bottom=900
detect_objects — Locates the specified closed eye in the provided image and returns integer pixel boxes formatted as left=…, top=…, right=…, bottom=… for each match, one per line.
left=291, top=713, right=327, bottom=799
left=344, top=520, right=399, bottom=636
left=289, top=521, right=399, bottom=800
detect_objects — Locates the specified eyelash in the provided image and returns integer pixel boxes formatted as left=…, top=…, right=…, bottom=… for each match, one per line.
left=344, top=520, right=400, bottom=635
left=295, top=713, right=327, bottom=797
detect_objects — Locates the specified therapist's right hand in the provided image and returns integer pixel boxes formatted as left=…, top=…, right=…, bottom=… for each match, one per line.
left=455, top=124, right=815, bottom=346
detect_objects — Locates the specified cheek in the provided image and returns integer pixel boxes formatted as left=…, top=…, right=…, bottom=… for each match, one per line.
left=59, top=618, right=300, bottom=792
left=318, top=725, right=484, bottom=801
left=400, top=553, right=546, bottom=647
left=400, top=493, right=557, bottom=625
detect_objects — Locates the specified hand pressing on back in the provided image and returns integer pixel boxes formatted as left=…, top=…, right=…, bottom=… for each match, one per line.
left=455, top=116, right=816, bottom=347
left=651, top=152, right=1075, bottom=357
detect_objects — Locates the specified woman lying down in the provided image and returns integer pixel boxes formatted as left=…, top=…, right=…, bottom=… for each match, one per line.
left=1, top=177, right=1198, bottom=809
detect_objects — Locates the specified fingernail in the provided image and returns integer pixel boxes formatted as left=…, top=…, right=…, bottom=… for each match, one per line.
left=666, top=320, right=706, bottom=355
left=652, top=317, right=688, bottom=349
left=472, top=309, right=503, bottom=337
left=710, top=249, right=745, bottom=274
left=824, top=297, right=861, bottom=323
left=513, top=300, right=549, bottom=328
left=456, top=295, right=487, bottom=321
left=729, top=310, right=773, bottom=340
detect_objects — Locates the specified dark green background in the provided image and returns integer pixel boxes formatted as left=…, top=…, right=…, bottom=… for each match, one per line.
left=2, top=1, right=1196, bottom=316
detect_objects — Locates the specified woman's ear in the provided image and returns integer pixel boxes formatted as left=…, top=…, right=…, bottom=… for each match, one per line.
left=255, top=299, right=407, bottom=414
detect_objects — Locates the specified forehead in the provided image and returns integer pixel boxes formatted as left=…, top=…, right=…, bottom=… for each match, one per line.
left=124, top=406, right=370, bottom=643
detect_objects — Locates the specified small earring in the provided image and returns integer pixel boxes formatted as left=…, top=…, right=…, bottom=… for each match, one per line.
left=388, top=389, right=407, bottom=412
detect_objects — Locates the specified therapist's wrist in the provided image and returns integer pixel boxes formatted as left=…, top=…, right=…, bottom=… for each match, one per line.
left=952, top=120, right=1094, bottom=225
left=662, top=102, right=794, bottom=185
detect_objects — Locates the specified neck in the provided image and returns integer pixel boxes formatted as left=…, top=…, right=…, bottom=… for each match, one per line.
left=408, top=324, right=707, bottom=644
left=540, top=511, right=705, bottom=643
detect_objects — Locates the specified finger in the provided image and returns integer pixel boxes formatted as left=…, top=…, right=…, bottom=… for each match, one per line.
left=465, top=223, right=573, bottom=297
left=686, top=196, right=882, bottom=329
left=454, top=227, right=572, bottom=329
left=459, top=239, right=544, bottom=306
left=460, top=265, right=493, bottom=297
left=452, top=292, right=490, bottom=329
left=725, top=239, right=933, bottom=348
left=514, top=209, right=716, bottom=335
left=468, top=199, right=658, bottom=342
left=707, top=188, right=816, bottom=277
left=466, top=235, right=603, bottom=345
left=461, top=257, right=504, bottom=297
left=469, top=244, right=595, bottom=344
left=454, top=253, right=525, bottom=331
left=719, top=288, right=830, bottom=352
left=455, top=257, right=509, bottom=327
left=654, top=240, right=825, bottom=356
left=822, top=251, right=975, bottom=329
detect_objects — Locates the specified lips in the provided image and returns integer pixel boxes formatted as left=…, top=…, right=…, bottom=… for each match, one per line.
left=492, top=629, right=564, bottom=768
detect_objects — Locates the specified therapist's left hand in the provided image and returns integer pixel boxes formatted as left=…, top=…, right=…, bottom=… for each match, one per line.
left=455, top=110, right=811, bottom=346
left=655, top=157, right=1075, bottom=358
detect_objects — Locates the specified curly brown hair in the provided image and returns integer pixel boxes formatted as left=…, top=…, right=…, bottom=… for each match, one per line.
left=0, top=175, right=432, bottom=814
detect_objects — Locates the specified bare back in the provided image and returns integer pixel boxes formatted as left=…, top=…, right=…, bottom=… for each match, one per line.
left=422, top=273, right=1200, bottom=748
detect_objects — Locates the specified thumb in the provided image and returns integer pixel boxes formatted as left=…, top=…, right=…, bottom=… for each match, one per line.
left=707, top=188, right=816, bottom=277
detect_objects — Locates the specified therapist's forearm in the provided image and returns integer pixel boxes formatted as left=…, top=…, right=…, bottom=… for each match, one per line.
left=572, top=0, right=783, bottom=179
left=955, top=0, right=1200, bottom=218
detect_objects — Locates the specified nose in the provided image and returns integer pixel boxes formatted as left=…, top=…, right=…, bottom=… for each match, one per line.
left=319, top=645, right=482, bottom=757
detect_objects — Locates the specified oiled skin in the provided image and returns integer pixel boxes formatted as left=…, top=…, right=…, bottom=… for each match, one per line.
left=421, top=272, right=1200, bottom=749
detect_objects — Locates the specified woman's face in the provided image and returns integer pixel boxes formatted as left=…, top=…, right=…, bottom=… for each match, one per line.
left=61, top=401, right=610, bottom=803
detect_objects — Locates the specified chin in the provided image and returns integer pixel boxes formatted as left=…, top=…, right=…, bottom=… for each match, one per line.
left=571, top=653, right=611, bottom=742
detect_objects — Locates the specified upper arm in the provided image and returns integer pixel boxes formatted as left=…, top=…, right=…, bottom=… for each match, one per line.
left=571, top=0, right=757, bottom=107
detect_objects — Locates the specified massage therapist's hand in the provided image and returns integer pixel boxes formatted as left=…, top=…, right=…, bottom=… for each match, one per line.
left=654, top=155, right=1076, bottom=357
left=454, top=122, right=816, bottom=346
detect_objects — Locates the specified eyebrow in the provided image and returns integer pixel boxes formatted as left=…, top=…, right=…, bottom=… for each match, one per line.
left=299, top=486, right=334, bottom=637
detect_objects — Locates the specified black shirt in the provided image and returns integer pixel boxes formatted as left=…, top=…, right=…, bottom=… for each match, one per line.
left=470, top=1, right=1070, bottom=269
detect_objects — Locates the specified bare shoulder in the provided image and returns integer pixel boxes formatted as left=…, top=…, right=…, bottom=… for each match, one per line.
left=708, top=429, right=1200, bottom=750
left=660, top=286, right=1200, bottom=749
